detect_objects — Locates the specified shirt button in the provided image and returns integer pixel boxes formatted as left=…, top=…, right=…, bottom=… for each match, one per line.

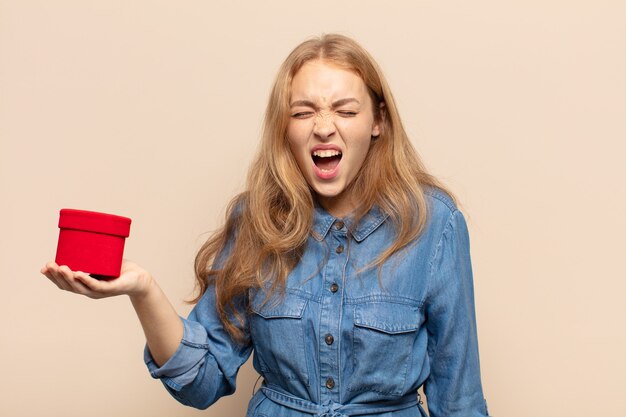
left=330, top=283, right=339, bottom=293
left=334, top=221, right=344, bottom=230
left=326, top=377, right=335, bottom=389
left=335, top=245, right=344, bottom=254
left=325, top=334, right=334, bottom=345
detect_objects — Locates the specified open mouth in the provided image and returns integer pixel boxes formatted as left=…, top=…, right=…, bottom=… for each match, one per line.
left=312, top=149, right=342, bottom=173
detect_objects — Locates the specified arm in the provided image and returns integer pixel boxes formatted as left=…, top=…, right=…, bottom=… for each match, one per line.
left=130, top=279, right=183, bottom=366
left=41, top=260, right=183, bottom=366
left=41, top=260, right=252, bottom=409
left=423, top=209, right=490, bottom=417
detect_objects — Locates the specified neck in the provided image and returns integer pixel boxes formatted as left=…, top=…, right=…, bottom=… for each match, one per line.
left=316, top=194, right=357, bottom=218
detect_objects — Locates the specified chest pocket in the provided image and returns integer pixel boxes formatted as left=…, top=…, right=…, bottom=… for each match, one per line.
left=348, top=301, right=421, bottom=396
left=249, top=294, right=310, bottom=386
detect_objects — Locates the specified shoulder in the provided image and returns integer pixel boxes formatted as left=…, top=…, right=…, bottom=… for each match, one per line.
left=419, top=186, right=471, bottom=256
left=423, top=185, right=460, bottom=225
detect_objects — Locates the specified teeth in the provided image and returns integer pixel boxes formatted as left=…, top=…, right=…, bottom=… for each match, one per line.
left=312, top=149, right=341, bottom=158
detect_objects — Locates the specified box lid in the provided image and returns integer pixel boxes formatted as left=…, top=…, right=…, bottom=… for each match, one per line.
left=58, top=209, right=131, bottom=237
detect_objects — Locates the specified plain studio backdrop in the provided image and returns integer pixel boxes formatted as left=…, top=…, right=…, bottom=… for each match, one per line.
left=1, top=1, right=625, bottom=416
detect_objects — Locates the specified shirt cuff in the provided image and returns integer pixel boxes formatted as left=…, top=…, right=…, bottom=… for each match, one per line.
left=144, top=317, right=210, bottom=391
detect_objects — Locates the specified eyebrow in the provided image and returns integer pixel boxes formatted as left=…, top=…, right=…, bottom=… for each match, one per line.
left=289, top=97, right=361, bottom=108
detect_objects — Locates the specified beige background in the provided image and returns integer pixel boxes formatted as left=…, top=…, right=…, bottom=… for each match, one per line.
left=1, top=1, right=625, bottom=416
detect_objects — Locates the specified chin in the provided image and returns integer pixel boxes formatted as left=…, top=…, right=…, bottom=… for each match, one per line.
left=312, top=185, right=347, bottom=201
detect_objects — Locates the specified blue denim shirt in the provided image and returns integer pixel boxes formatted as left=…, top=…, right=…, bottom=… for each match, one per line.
left=145, top=188, right=490, bottom=417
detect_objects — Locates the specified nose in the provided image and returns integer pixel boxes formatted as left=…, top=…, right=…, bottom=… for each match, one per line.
left=313, top=112, right=336, bottom=140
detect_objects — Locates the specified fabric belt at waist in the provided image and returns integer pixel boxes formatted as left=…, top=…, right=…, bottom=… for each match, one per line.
left=260, top=386, right=419, bottom=417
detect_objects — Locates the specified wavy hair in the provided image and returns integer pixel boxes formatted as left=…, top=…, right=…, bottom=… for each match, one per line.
left=192, top=33, right=456, bottom=342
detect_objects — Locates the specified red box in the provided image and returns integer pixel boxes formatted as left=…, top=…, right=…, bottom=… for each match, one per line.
left=55, top=209, right=132, bottom=278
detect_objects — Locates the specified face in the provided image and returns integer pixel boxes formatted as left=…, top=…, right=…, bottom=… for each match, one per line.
left=287, top=60, right=380, bottom=217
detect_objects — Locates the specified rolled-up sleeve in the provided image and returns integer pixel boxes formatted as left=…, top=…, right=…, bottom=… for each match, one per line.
left=424, top=209, right=490, bottom=417
left=144, top=286, right=252, bottom=409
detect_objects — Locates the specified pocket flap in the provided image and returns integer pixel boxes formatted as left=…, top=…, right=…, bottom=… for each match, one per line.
left=354, top=302, right=420, bottom=334
left=250, top=295, right=307, bottom=319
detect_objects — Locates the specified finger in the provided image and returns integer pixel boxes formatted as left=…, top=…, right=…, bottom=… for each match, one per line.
left=58, top=264, right=73, bottom=277
left=44, top=273, right=66, bottom=291
left=55, top=265, right=77, bottom=291
left=40, top=264, right=49, bottom=274
left=67, top=273, right=99, bottom=297
left=40, top=262, right=63, bottom=289
left=41, top=261, right=58, bottom=276
left=73, top=275, right=103, bottom=298
left=74, top=273, right=111, bottom=294
left=41, top=270, right=66, bottom=291
left=44, top=264, right=71, bottom=291
left=64, top=270, right=90, bottom=292
left=40, top=262, right=99, bottom=296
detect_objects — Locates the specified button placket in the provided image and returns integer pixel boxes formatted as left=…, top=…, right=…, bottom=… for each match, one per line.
left=318, top=222, right=347, bottom=402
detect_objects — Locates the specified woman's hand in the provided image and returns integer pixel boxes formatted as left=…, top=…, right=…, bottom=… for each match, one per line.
left=40, top=259, right=154, bottom=299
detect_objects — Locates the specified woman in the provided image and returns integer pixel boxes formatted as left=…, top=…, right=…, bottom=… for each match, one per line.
left=42, top=34, right=490, bottom=417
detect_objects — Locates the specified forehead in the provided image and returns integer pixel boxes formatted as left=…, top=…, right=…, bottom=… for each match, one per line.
left=290, top=60, right=369, bottom=102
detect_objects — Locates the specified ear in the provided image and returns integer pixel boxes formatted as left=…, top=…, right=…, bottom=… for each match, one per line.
left=371, top=102, right=385, bottom=138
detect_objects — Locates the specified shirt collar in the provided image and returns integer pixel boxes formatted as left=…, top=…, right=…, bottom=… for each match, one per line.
left=311, top=204, right=389, bottom=242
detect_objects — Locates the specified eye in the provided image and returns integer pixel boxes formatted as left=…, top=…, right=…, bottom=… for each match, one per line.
left=337, top=110, right=358, bottom=117
left=291, top=111, right=314, bottom=119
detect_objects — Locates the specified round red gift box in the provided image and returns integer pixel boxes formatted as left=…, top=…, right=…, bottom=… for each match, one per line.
left=55, top=209, right=132, bottom=278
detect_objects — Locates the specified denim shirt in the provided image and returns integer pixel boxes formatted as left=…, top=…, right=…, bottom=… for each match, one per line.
left=144, top=188, right=490, bottom=417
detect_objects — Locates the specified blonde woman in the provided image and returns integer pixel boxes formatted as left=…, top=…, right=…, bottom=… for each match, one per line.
left=42, top=34, right=490, bottom=417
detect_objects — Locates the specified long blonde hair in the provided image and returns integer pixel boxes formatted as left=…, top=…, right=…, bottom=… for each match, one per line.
left=193, top=34, right=455, bottom=342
